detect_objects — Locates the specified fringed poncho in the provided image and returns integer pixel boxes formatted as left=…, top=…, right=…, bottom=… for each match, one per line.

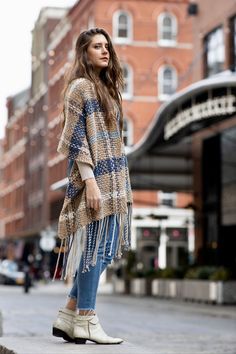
left=54, top=78, right=133, bottom=279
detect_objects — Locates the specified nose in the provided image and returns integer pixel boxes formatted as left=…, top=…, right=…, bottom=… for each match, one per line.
left=102, top=46, right=108, bottom=54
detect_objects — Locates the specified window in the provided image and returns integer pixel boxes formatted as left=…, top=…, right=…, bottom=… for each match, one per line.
left=123, top=117, right=133, bottom=148
left=158, top=12, right=177, bottom=45
left=122, top=63, right=133, bottom=99
left=158, top=65, right=177, bottom=100
left=205, top=27, right=225, bottom=77
left=230, top=16, right=236, bottom=71
left=158, top=191, right=176, bottom=207
left=113, top=11, right=132, bottom=43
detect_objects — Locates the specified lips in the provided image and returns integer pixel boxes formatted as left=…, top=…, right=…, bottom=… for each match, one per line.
left=101, top=57, right=108, bottom=60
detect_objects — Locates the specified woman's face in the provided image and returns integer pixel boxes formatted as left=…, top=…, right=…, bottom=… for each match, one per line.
left=87, top=34, right=110, bottom=73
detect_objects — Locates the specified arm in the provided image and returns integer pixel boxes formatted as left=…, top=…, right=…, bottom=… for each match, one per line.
left=57, top=79, right=94, bottom=169
left=58, top=79, right=101, bottom=210
left=77, top=161, right=102, bottom=211
left=77, top=161, right=94, bottom=181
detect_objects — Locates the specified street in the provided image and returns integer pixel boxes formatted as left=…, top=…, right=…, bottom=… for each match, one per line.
left=0, top=282, right=236, bottom=354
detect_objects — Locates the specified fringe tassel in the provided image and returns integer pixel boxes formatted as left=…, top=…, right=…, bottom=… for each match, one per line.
left=52, top=238, right=65, bottom=281
left=55, top=203, right=133, bottom=279
left=59, top=227, right=85, bottom=280
left=115, top=213, right=125, bottom=259
left=102, top=215, right=110, bottom=258
left=127, top=202, right=132, bottom=249
left=82, top=220, right=96, bottom=273
left=108, top=214, right=117, bottom=256
left=91, top=216, right=106, bottom=266
left=61, top=235, right=73, bottom=279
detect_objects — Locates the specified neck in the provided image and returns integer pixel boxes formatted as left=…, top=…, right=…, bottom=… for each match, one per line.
left=94, top=67, right=101, bottom=75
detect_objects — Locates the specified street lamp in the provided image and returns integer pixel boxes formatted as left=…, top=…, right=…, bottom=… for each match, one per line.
left=39, top=226, right=57, bottom=281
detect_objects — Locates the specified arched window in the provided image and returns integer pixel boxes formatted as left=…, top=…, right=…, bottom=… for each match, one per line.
left=122, top=63, right=133, bottom=99
left=158, top=12, right=177, bottom=45
left=158, top=65, right=177, bottom=100
left=123, top=117, right=133, bottom=149
left=113, top=10, right=132, bottom=43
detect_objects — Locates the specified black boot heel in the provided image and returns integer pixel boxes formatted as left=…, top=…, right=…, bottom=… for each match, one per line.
left=52, top=327, right=74, bottom=342
left=53, top=327, right=65, bottom=338
left=52, top=327, right=74, bottom=343
left=75, top=338, right=87, bottom=344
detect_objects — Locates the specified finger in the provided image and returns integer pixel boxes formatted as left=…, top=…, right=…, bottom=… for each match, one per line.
left=97, top=198, right=102, bottom=210
left=96, top=199, right=102, bottom=211
left=94, top=200, right=99, bottom=211
left=88, top=199, right=93, bottom=209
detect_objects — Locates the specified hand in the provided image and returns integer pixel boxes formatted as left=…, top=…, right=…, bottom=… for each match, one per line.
left=85, top=178, right=102, bottom=211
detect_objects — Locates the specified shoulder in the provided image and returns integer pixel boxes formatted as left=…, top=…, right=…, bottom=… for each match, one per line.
left=67, top=78, right=95, bottom=98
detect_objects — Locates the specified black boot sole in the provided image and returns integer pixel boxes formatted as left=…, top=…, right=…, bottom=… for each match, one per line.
left=52, top=327, right=74, bottom=342
left=75, top=338, right=87, bottom=344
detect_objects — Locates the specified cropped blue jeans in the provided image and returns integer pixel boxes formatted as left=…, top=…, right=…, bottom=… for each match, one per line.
left=68, top=214, right=119, bottom=310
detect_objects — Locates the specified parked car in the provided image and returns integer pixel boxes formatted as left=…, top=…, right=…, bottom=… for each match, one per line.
left=0, top=260, right=25, bottom=285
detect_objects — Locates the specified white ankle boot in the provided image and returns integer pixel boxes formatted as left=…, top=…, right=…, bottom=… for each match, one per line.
left=73, top=314, right=123, bottom=344
left=52, top=308, right=75, bottom=342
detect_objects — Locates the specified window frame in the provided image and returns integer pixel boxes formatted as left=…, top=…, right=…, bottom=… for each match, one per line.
left=204, top=26, right=225, bottom=77
left=158, top=65, right=178, bottom=101
left=123, top=117, right=133, bottom=150
left=122, top=63, right=133, bottom=100
left=158, top=12, right=177, bottom=47
left=113, top=10, right=133, bottom=44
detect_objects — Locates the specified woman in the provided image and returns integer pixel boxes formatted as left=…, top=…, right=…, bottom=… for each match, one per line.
left=52, top=28, right=133, bottom=345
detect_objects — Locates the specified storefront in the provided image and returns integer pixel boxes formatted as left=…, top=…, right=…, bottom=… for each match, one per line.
left=128, top=73, right=236, bottom=273
left=131, top=207, right=194, bottom=271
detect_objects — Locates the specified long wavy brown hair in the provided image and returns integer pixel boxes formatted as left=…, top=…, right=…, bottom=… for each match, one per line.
left=61, top=28, right=124, bottom=132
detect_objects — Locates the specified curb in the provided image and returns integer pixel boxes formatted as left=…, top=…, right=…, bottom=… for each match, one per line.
left=0, top=345, right=16, bottom=354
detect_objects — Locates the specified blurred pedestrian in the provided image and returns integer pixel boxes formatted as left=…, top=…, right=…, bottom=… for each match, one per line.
left=52, top=28, right=133, bottom=345
left=23, top=264, right=32, bottom=293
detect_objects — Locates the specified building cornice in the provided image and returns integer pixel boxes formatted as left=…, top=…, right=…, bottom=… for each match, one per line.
left=48, top=115, right=61, bottom=129
left=48, top=154, right=65, bottom=167
left=6, top=106, right=28, bottom=129
left=48, top=17, right=72, bottom=51
left=114, top=39, right=193, bottom=49
left=3, top=138, right=26, bottom=167
left=2, top=212, right=24, bottom=224
left=48, top=62, right=70, bottom=86
left=0, top=179, right=25, bottom=197
left=30, top=83, right=48, bottom=106
left=36, top=7, right=68, bottom=29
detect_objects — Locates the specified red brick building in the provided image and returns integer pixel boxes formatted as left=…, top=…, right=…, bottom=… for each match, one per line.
left=0, top=8, right=67, bottom=269
left=0, top=89, right=29, bottom=260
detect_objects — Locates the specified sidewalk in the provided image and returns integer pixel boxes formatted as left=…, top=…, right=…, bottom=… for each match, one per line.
left=0, top=282, right=236, bottom=354
left=31, top=280, right=236, bottom=320
left=1, top=337, right=152, bottom=354
left=0, top=337, right=152, bottom=354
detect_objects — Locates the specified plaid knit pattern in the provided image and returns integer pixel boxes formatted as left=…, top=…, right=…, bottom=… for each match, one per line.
left=57, top=78, right=133, bottom=241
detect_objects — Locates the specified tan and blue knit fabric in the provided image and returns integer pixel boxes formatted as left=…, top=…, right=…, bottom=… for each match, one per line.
left=56, top=78, right=133, bottom=276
